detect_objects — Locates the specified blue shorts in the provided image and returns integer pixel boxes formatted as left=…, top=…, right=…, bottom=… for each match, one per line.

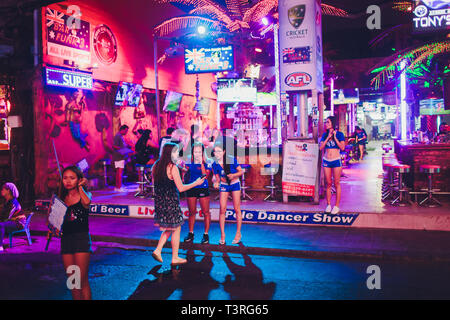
left=219, top=181, right=241, bottom=192
left=323, top=158, right=342, bottom=168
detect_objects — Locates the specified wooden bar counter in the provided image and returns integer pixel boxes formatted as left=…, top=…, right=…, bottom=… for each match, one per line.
left=395, top=140, right=450, bottom=192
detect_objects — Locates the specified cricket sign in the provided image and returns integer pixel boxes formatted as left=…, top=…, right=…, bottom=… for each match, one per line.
left=279, top=0, right=324, bottom=92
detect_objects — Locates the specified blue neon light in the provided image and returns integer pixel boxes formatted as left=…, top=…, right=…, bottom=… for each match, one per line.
left=45, top=67, right=93, bottom=90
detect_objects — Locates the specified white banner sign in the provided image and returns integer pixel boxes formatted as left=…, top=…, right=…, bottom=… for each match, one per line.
left=282, top=140, right=319, bottom=196
left=279, top=0, right=323, bottom=92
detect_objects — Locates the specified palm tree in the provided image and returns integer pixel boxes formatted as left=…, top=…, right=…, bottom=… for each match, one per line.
left=153, top=0, right=350, bottom=37
left=369, top=0, right=450, bottom=90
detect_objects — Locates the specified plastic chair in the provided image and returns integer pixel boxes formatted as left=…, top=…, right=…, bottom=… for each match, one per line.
left=9, top=212, right=34, bottom=248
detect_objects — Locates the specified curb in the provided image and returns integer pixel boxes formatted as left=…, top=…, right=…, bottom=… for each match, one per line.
left=30, top=230, right=450, bottom=263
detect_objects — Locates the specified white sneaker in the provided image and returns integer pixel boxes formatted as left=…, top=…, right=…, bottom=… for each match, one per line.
left=331, top=206, right=340, bottom=214
left=325, top=205, right=332, bottom=213
left=0, top=246, right=4, bottom=252
left=114, top=187, right=127, bottom=193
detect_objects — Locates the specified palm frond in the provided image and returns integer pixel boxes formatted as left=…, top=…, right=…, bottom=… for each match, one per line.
left=370, top=42, right=449, bottom=89
left=321, top=3, right=350, bottom=17
left=225, top=0, right=245, bottom=20
left=407, top=41, right=450, bottom=71
left=242, top=0, right=277, bottom=23
left=156, top=0, right=218, bottom=7
left=189, top=5, right=233, bottom=25
left=153, top=15, right=223, bottom=37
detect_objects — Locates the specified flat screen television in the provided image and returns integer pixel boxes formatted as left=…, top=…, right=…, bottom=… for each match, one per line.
left=115, top=82, right=143, bottom=107
left=163, top=91, right=183, bottom=112
left=333, top=88, right=359, bottom=104
left=217, top=78, right=257, bottom=103
left=185, top=45, right=234, bottom=74
left=420, top=99, right=450, bottom=115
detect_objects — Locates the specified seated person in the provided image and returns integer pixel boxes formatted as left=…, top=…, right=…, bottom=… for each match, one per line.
left=0, top=182, right=26, bottom=252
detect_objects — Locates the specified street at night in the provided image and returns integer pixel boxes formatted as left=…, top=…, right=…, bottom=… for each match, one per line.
left=0, top=0, right=449, bottom=305
left=1, top=236, right=450, bottom=300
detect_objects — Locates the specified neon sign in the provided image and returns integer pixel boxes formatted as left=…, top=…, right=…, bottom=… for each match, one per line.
left=413, top=0, right=450, bottom=33
left=45, top=67, right=92, bottom=89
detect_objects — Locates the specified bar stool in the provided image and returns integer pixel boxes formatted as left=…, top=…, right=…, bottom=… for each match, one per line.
left=240, top=164, right=253, bottom=201
left=391, top=164, right=411, bottom=206
left=382, top=160, right=399, bottom=202
left=382, top=143, right=392, bottom=154
left=144, top=164, right=155, bottom=198
left=135, top=164, right=147, bottom=198
left=264, top=163, right=279, bottom=202
left=419, top=165, right=442, bottom=207
left=100, top=158, right=111, bottom=187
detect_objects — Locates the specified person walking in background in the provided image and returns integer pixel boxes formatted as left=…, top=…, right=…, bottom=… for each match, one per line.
left=112, top=125, right=133, bottom=192
left=59, top=166, right=92, bottom=300
left=151, top=142, right=205, bottom=266
left=355, top=126, right=368, bottom=161
left=320, top=116, right=346, bottom=215
left=0, top=182, right=26, bottom=252
left=183, top=142, right=212, bottom=244
left=212, top=137, right=244, bottom=245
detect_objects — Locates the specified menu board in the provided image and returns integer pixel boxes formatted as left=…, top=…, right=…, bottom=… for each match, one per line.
left=282, top=140, right=319, bottom=197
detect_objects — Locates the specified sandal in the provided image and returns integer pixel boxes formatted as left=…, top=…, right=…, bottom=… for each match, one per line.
left=219, top=239, right=226, bottom=245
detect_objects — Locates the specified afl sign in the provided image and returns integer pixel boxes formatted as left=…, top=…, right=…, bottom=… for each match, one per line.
left=285, top=72, right=312, bottom=88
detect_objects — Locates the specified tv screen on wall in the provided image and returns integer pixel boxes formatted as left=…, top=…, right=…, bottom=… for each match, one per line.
left=184, top=45, right=234, bottom=74
left=333, top=88, right=360, bottom=104
left=115, top=82, right=143, bottom=107
left=217, top=78, right=257, bottom=103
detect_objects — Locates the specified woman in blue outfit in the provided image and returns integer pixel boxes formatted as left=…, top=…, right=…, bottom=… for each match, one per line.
left=151, top=142, right=205, bottom=265
left=59, top=165, right=92, bottom=300
left=319, top=116, right=346, bottom=214
left=355, top=126, right=367, bottom=161
left=212, top=139, right=244, bottom=245
left=183, top=142, right=212, bottom=244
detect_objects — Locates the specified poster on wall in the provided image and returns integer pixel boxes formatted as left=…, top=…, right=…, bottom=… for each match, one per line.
left=163, top=91, right=183, bottom=112
left=282, top=140, right=319, bottom=197
left=279, top=0, right=324, bottom=92
left=45, top=7, right=91, bottom=64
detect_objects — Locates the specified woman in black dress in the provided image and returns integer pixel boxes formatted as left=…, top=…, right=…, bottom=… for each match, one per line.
left=151, top=142, right=205, bottom=265
left=59, top=165, right=92, bottom=300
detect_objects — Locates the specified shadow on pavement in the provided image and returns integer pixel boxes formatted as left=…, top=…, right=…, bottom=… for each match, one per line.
left=128, top=245, right=276, bottom=300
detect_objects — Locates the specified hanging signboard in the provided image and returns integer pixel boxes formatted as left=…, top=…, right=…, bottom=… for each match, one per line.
left=282, top=140, right=319, bottom=197
left=45, top=7, right=91, bottom=64
left=412, top=0, right=450, bottom=33
left=45, top=66, right=93, bottom=89
left=279, top=0, right=324, bottom=92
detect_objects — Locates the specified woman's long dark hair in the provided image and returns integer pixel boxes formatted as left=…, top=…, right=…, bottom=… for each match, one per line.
left=152, top=142, right=178, bottom=184
left=213, top=138, right=232, bottom=184
left=191, top=141, right=206, bottom=164
left=135, top=129, right=151, bottom=153
left=58, top=165, right=86, bottom=200
left=326, top=116, right=337, bottom=135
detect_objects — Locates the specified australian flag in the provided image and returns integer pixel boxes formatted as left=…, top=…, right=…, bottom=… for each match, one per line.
left=282, top=46, right=311, bottom=64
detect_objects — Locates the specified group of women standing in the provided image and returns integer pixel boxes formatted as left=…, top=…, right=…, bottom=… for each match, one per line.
left=1, top=116, right=345, bottom=300
left=151, top=135, right=244, bottom=266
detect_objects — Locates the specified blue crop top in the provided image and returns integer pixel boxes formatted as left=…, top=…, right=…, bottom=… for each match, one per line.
left=320, top=131, right=345, bottom=149
left=212, top=156, right=240, bottom=178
